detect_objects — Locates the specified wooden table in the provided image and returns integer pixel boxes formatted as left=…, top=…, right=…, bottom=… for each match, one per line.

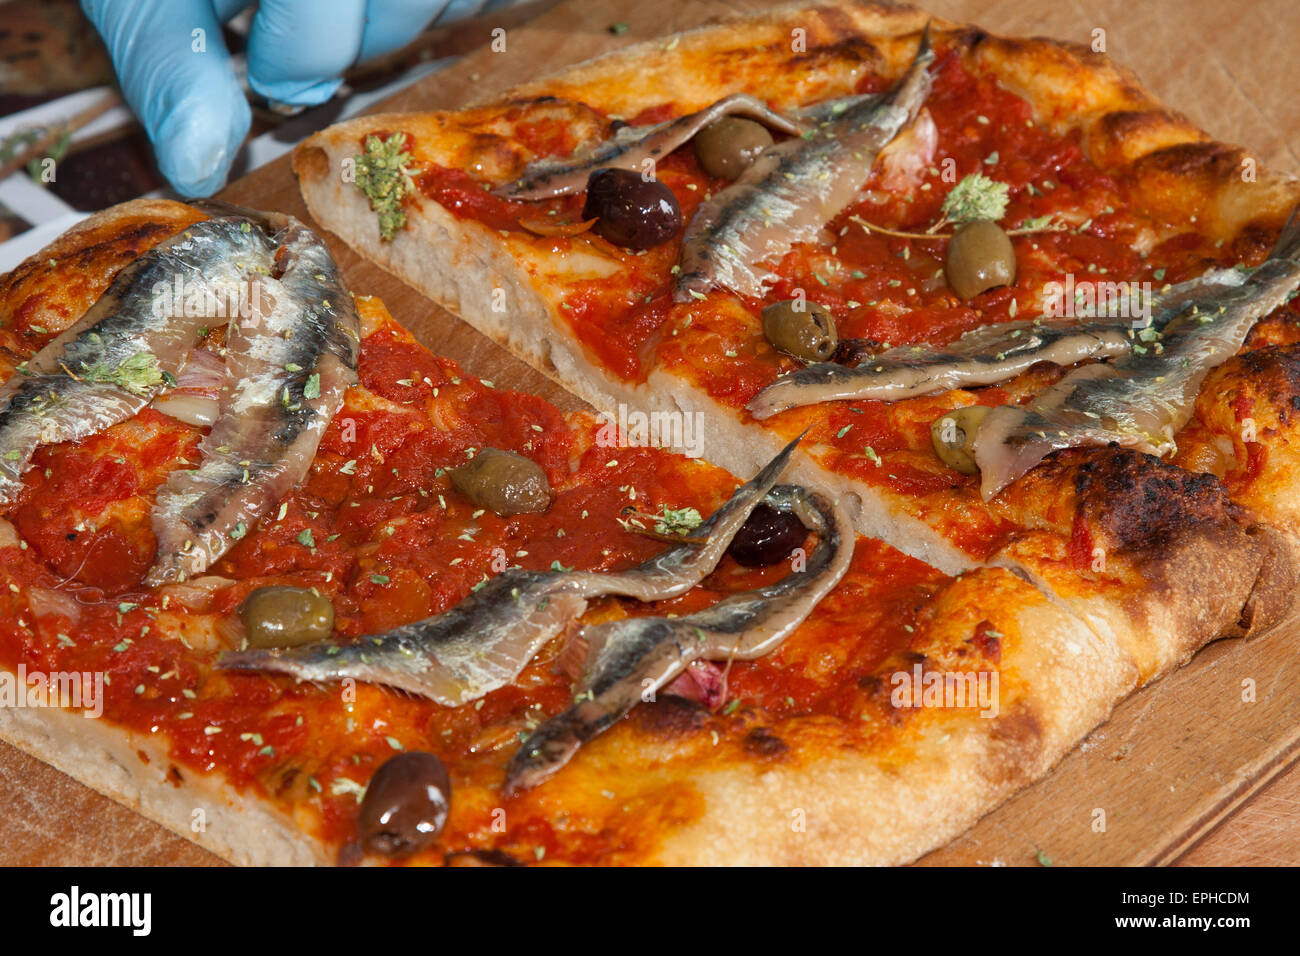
left=3, top=0, right=1299, bottom=866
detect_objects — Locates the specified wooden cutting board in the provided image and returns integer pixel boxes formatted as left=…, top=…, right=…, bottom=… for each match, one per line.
left=4, top=0, right=1300, bottom=866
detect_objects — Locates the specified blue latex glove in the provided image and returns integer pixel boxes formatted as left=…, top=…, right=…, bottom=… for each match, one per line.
left=82, top=0, right=503, bottom=197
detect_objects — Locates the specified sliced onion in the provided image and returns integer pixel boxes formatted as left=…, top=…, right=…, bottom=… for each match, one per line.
left=27, top=586, right=81, bottom=624
left=152, top=347, right=226, bottom=426
left=664, top=659, right=727, bottom=709
left=158, top=575, right=236, bottom=612
left=152, top=392, right=220, bottom=428
left=215, top=611, right=247, bottom=649
left=0, top=518, right=18, bottom=550
left=181, top=617, right=235, bottom=654
left=174, top=347, right=227, bottom=393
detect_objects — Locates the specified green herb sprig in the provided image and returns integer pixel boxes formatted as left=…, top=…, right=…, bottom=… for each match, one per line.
left=851, top=173, right=1067, bottom=242
left=353, top=133, right=414, bottom=241
left=81, top=351, right=167, bottom=396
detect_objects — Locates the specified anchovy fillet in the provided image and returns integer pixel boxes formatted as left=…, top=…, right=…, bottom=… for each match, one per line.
left=0, top=218, right=277, bottom=507
left=503, top=482, right=853, bottom=795
left=674, top=28, right=935, bottom=302
left=974, top=209, right=1300, bottom=499
left=218, top=437, right=803, bottom=706
left=493, top=94, right=804, bottom=201
left=0, top=202, right=359, bottom=589
left=793, top=94, right=882, bottom=125
left=747, top=268, right=1250, bottom=417
left=751, top=322, right=1136, bottom=416
left=147, top=213, right=360, bottom=585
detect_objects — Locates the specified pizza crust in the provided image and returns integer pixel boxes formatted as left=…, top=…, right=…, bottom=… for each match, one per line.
left=0, top=685, right=324, bottom=866
left=648, top=566, right=1135, bottom=865
left=991, top=448, right=1296, bottom=681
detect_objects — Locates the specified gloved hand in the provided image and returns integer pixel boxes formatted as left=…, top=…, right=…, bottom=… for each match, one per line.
left=82, top=0, right=496, bottom=197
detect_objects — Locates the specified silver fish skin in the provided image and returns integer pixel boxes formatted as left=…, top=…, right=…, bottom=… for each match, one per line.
left=792, top=94, right=882, bottom=125
left=673, top=29, right=935, bottom=303
left=747, top=268, right=1250, bottom=417
left=0, top=217, right=277, bottom=508
left=503, top=482, right=853, bottom=796
left=493, top=94, right=804, bottom=201
left=974, top=210, right=1300, bottom=500
left=147, top=215, right=360, bottom=585
left=750, top=322, right=1136, bottom=416
left=217, top=436, right=803, bottom=706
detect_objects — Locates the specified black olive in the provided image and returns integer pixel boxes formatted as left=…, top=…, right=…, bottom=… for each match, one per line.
left=358, top=751, right=452, bottom=857
left=761, top=299, right=837, bottom=362
left=238, top=586, right=334, bottom=648
left=582, top=168, right=682, bottom=250
left=449, top=447, right=551, bottom=516
left=728, top=503, right=807, bottom=567
left=693, top=117, right=774, bottom=180
left=944, top=220, right=1017, bottom=300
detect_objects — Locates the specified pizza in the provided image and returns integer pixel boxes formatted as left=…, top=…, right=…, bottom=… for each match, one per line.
left=3, top=1, right=1300, bottom=869
left=282, top=1, right=1300, bottom=858
left=0, top=196, right=1110, bottom=866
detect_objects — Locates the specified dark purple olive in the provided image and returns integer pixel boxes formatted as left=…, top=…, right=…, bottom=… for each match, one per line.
left=728, top=504, right=807, bottom=567
left=582, top=168, right=681, bottom=250
left=358, top=751, right=451, bottom=857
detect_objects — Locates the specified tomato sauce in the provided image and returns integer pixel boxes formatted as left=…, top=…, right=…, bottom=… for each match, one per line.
left=397, top=47, right=1286, bottom=514
left=415, top=166, right=539, bottom=232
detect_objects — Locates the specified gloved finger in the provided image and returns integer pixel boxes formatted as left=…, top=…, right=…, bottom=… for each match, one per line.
left=246, top=0, right=367, bottom=107
left=356, top=0, right=449, bottom=61
left=81, top=0, right=251, bottom=197
left=213, top=0, right=253, bottom=19
left=430, top=0, right=518, bottom=27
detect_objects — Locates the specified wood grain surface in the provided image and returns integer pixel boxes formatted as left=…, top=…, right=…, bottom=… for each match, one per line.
left=3, top=0, right=1299, bottom=866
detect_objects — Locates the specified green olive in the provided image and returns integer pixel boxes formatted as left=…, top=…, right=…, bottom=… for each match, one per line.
left=449, top=447, right=551, bottom=516
left=239, top=586, right=334, bottom=648
left=761, top=300, right=837, bottom=362
left=944, top=220, right=1017, bottom=300
left=693, top=117, right=774, bottom=180
left=930, top=405, right=991, bottom=474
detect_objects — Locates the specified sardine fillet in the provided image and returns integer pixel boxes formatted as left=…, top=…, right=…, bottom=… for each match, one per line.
left=147, top=217, right=360, bottom=584
left=0, top=218, right=275, bottom=506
